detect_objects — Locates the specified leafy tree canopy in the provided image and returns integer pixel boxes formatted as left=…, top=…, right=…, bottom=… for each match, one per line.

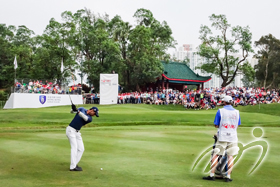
left=196, top=14, right=253, bottom=87
left=254, top=34, right=280, bottom=88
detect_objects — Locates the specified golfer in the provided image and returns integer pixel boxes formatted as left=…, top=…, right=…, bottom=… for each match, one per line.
left=66, top=105, right=99, bottom=171
left=203, top=95, right=240, bottom=182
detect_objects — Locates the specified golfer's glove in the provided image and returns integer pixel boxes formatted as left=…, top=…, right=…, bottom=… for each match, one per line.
left=72, top=104, right=78, bottom=112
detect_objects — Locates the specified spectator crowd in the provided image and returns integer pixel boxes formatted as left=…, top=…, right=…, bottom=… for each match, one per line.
left=14, top=81, right=280, bottom=109
left=117, top=87, right=280, bottom=110
left=84, top=92, right=100, bottom=104
left=14, top=80, right=82, bottom=95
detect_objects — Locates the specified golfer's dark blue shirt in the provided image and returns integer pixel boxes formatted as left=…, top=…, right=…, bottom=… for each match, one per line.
left=69, top=107, right=92, bottom=130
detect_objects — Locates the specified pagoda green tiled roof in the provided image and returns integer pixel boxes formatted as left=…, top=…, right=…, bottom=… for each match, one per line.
left=162, top=61, right=211, bottom=83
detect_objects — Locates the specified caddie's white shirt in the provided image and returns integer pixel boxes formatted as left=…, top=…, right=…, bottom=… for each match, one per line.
left=217, top=108, right=239, bottom=142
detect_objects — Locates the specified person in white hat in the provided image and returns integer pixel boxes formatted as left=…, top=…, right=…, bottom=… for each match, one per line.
left=203, top=95, right=241, bottom=182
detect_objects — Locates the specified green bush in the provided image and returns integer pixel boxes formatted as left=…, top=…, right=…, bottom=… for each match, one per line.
left=0, top=90, right=8, bottom=100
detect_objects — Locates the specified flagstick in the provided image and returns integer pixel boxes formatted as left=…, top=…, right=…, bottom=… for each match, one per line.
left=14, top=55, right=17, bottom=86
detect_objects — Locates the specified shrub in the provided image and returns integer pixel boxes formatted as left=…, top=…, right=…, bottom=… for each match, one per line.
left=0, top=90, right=8, bottom=100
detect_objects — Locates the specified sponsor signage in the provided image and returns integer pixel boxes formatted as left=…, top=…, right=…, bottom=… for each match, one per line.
left=39, top=95, right=46, bottom=104
left=4, top=93, right=83, bottom=109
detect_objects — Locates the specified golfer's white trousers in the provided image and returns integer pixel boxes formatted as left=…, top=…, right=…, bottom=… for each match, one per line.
left=66, top=126, right=84, bottom=169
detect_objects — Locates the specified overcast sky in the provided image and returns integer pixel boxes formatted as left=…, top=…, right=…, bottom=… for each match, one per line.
left=1, top=0, right=280, bottom=57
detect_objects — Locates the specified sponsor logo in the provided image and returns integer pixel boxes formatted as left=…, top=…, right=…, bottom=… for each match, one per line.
left=222, top=123, right=236, bottom=129
left=39, top=95, right=46, bottom=104
left=100, top=79, right=111, bottom=86
left=222, top=114, right=237, bottom=120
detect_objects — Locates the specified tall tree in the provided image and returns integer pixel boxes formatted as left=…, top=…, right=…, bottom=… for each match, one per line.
left=109, top=8, right=176, bottom=91
left=61, top=9, right=121, bottom=90
left=108, top=15, right=132, bottom=88
left=196, top=14, right=254, bottom=87
left=12, top=25, right=35, bottom=79
left=0, top=24, right=15, bottom=87
left=254, top=34, right=280, bottom=88
left=33, top=18, right=76, bottom=82
left=0, top=24, right=35, bottom=87
left=240, top=61, right=255, bottom=87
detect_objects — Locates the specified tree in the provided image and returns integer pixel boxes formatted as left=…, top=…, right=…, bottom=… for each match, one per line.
left=108, top=15, right=132, bottom=88
left=109, top=8, right=176, bottom=91
left=61, top=9, right=121, bottom=90
left=0, top=24, right=15, bottom=88
left=13, top=25, right=35, bottom=79
left=33, top=17, right=76, bottom=83
left=254, top=34, right=280, bottom=88
left=240, top=61, right=255, bottom=87
left=0, top=24, right=35, bottom=87
left=197, top=14, right=254, bottom=87
left=182, top=56, right=190, bottom=66
left=0, top=8, right=176, bottom=91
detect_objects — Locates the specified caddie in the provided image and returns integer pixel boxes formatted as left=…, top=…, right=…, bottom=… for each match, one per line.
left=66, top=104, right=99, bottom=171
left=203, top=95, right=240, bottom=182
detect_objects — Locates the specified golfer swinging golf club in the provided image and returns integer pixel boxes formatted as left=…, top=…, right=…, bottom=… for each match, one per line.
left=203, top=95, right=240, bottom=182
left=66, top=100, right=99, bottom=171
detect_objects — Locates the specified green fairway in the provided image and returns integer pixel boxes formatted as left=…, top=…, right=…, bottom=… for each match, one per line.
left=1, top=103, right=280, bottom=129
left=0, top=104, right=279, bottom=187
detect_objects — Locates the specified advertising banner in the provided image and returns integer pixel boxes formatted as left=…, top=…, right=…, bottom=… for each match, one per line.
left=4, top=93, right=83, bottom=109
left=99, top=74, right=118, bottom=105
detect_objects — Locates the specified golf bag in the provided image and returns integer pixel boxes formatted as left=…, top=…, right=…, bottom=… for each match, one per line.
left=211, top=134, right=228, bottom=179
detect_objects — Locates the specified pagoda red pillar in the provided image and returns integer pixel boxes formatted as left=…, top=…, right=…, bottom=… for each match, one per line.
left=162, top=76, right=165, bottom=91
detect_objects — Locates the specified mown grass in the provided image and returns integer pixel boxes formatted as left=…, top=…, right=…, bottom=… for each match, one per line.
left=1, top=103, right=280, bottom=130
left=0, top=104, right=279, bottom=187
left=0, top=126, right=278, bottom=187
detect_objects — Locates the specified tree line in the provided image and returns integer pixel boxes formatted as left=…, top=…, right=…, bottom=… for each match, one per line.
left=0, top=10, right=279, bottom=92
left=0, top=8, right=175, bottom=91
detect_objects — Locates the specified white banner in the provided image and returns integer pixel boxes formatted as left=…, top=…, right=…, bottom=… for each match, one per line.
left=100, top=74, right=118, bottom=105
left=4, top=93, right=83, bottom=109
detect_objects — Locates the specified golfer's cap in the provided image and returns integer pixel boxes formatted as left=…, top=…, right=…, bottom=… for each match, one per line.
left=222, top=96, right=233, bottom=103
left=90, top=107, right=99, bottom=117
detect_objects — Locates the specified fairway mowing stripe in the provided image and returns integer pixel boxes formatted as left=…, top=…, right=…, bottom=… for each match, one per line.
left=0, top=139, right=68, bottom=158
left=0, top=126, right=279, bottom=187
left=35, top=132, right=67, bottom=139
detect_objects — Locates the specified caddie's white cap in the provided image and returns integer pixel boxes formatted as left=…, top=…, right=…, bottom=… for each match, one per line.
left=222, top=95, right=233, bottom=103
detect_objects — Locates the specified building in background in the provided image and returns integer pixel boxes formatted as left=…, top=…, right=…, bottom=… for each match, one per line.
left=173, top=44, right=220, bottom=88
left=173, top=44, right=193, bottom=61
left=250, top=57, right=258, bottom=68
